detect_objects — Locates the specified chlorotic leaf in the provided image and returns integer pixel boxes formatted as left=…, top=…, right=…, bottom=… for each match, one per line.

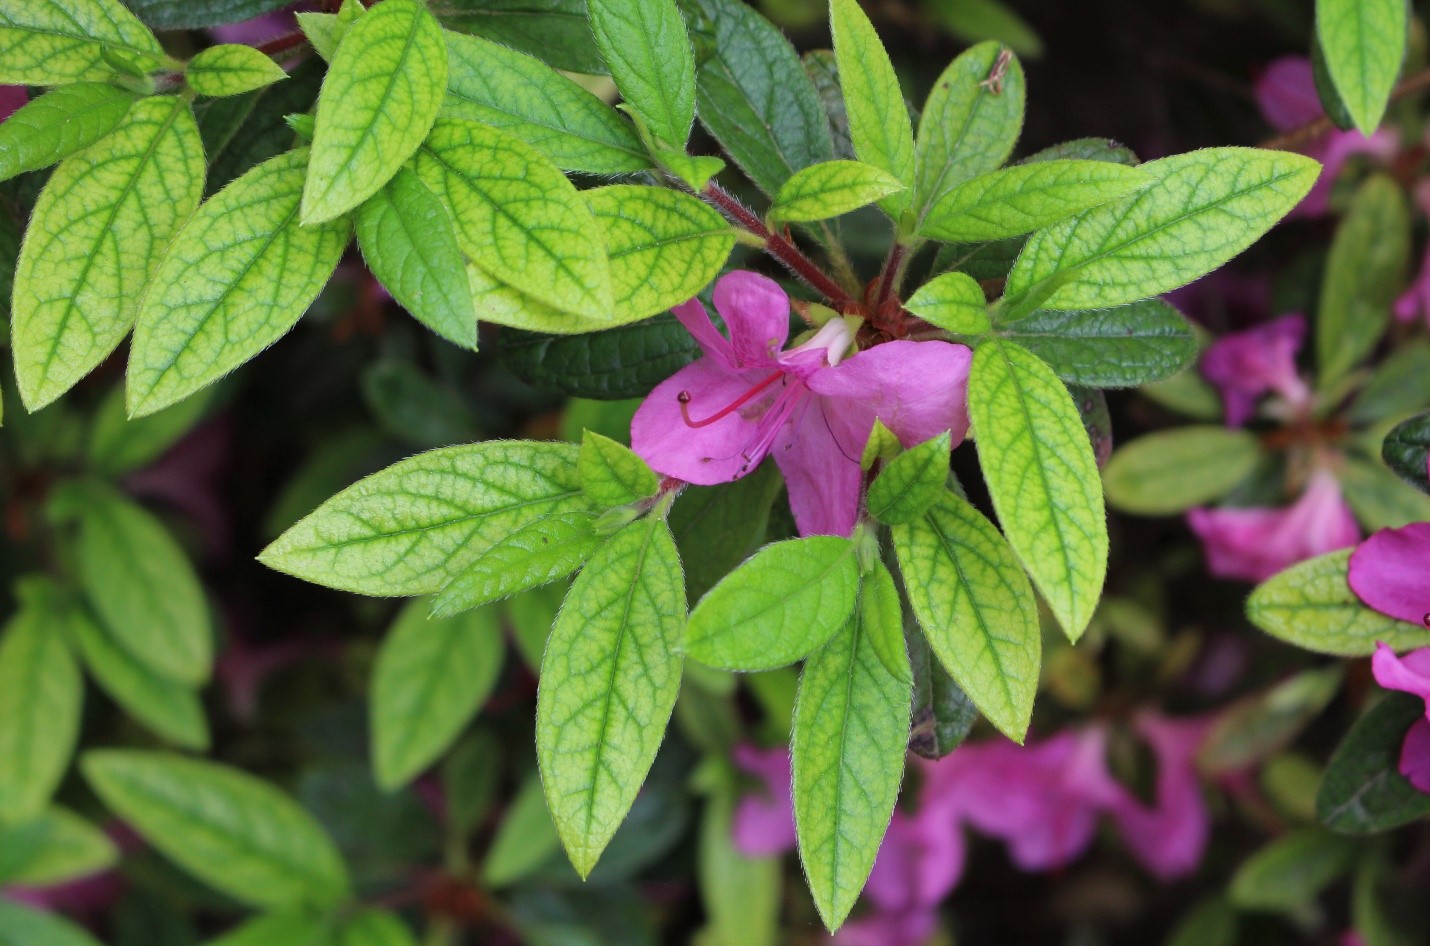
left=0, top=900, right=105, bottom=946
left=968, top=339, right=1107, bottom=640
left=1000, top=300, right=1199, bottom=388
left=187, top=43, right=288, bottom=97
left=905, top=272, right=989, bottom=334
left=261, top=440, right=587, bottom=597
left=585, top=0, right=695, bottom=150
left=1102, top=427, right=1262, bottom=516
left=867, top=432, right=952, bottom=525
left=536, top=516, right=685, bottom=878
left=914, top=41, right=1025, bottom=227
left=372, top=600, right=505, bottom=791
left=0, top=0, right=166, bottom=85
left=830, top=0, right=914, bottom=218
left=685, top=536, right=859, bottom=671
left=12, top=95, right=204, bottom=410
left=893, top=489, right=1040, bottom=741
left=1003, top=148, right=1319, bottom=314
left=415, top=118, right=612, bottom=320
left=1247, top=550, right=1430, bottom=656
left=302, top=0, right=447, bottom=223
left=0, top=594, right=83, bottom=823
left=920, top=160, right=1152, bottom=242
left=791, top=562, right=911, bottom=931
left=442, top=30, right=649, bottom=174
left=579, top=429, right=659, bottom=509
left=586, top=184, right=733, bottom=325
left=356, top=167, right=476, bottom=349
left=0, top=83, right=137, bottom=183
left=769, top=160, right=906, bottom=223
left=75, top=485, right=212, bottom=685
left=82, top=750, right=350, bottom=909
left=127, top=149, right=351, bottom=418
left=1316, top=0, right=1408, bottom=136
left=1317, top=693, right=1430, bottom=833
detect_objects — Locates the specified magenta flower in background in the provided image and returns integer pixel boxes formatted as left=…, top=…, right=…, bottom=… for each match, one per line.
left=730, top=743, right=797, bottom=857
left=0, top=86, right=26, bottom=122
left=1254, top=57, right=1399, bottom=217
left=209, top=3, right=310, bottom=45
left=1200, top=313, right=1312, bottom=427
left=631, top=272, right=972, bottom=537
left=1109, top=713, right=1213, bottom=880
left=1370, top=644, right=1430, bottom=793
left=1393, top=182, right=1430, bottom=330
left=1187, top=468, right=1360, bottom=582
left=1349, top=523, right=1430, bottom=627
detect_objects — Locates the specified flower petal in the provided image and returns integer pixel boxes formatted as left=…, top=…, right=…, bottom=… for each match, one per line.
left=1348, top=523, right=1430, bottom=626
left=630, top=358, right=772, bottom=484
left=1110, top=713, right=1212, bottom=881
left=1200, top=314, right=1309, bottom=426
left=1254, top=57, right=1322, bottom=133
left=672, top=297, right=737, bottom=369
left=731, top=743, right=796, bottom=856
left=807, top=340, right=973, bottom=448
left=1398, top=717, right=1430, bottom=794
left=772, top=395, right=863, bottom=537
left=1370, top=643, right=1430, bottom=705
left=713, top=271, right=791, bottom=367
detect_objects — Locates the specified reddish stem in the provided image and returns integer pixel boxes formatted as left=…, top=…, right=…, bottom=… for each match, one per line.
left=701, top=183, right=861, bottom=312
left=254, top=30, right=309, bottom=57
left=873, top=242, right=907, bottom=313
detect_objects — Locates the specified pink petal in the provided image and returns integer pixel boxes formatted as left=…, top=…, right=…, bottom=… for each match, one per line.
left=1370, top=643, right=1430, bottom=705
left=0, top=86, right=26, bottom=123
left=1392, top=243, right=1430, bottom=326
left=1255, top=57, right=1322, bottom=133
left=1110, top=714, right=1212, bottom=880
left=1297, top=128, right=1399, bottom=218
left=672, top=297, right=738, bottom=370
left=864, top=805, right=965, bottom=911
left=1348, top=523, right=1430, bottom=626
left=1200, top=314, right=1309, bottom=426
left=807, top=341, right=973, bottom=449
left=771, top=395, right=863, bottom=537
left=731, top=744, right=796, bottom=856
left=209, top=6, right=305, bottom=45
left=630, top=358, right=775, bottom=485
left=834, top=909, right=938, bottom=946
left=1187, top=469, right=1360, bottom=582
left=1399, top=717, right=1430, bottom=793
left=712, top=272, right=791, bottom=368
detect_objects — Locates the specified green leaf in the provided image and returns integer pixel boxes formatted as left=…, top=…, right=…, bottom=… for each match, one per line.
left=830, top=0, right=914, bottom=218
left=586, top=0, right=695, bottom=150
left=0, top=806, right=118, bottom=887
left=685, top=0, right=832, bottom=196
left=127, top=149, right=351, bottom=417
left=261, top=440, right=587, bottom=597
left=337, top=910, right=417, bottom=946
left=1166, top=899, right=1239, bottom=946
left=1383, top=412, right=1430, bottom=493
left=0, top=900, right=105, bottom=946
left=913, top=41, right=1025, bottom=228
left=905, top=271, right=989, bottom=334
left=907, top=626, right=979, bottom=759
left=651, top=146, right=725, bottom=191
left=429, top=0, right=604, bottom=75
left=0, top=591, right=83, bottom=823
left=1003, top=148, right=1319, bottom=314
left=1316, top=0, right=1408, bottom=135
left=697, top=788, right=781, bottom=946
left=296, top=10, right=344, bottom=62
left=685, top=536, right=860, bottom=671
left=75, top=485, right=212, bottom=685
left=0, top=83, right=136, bottom=183
left=1103, top=426, right=1262, bottom=515
left=484, top=770, right=561, bottom=887
left=999, top=300, right=1199, bottom=388
left=867, top=432, right=951, bottom=525
left=537, top=516, right=685, bottom=878
left=414, top=118, right=612, bottom=321
left=1349, top=339, right=1430, bottom=425
left=1340, top=455, right=1430, bottom=531
left=1316, top=174, right=1410, bottom=388
left=67, top=598, right=208, bottom=749
left=1247, top=549, right=1430, bottom=656
left=371, top=600, right=504, bottom=791
left=791, top=562, right=911, bottom=931
left=968, top=339, right=1107, bottom=640
left=1229, top=827, right=1359, bottom=912
left=924, top=0, right=1042, bottom=58
left=12, top=95, right=204, bottom=411
left=430, top=509, right=600, bottom=619
left=187, top=44, right=288, bottom=97
left=302, top=0, right=446, bottom=223
left=669, top=464, right=782, bottom=603
left=769, top=159, right=906, bottom=223
left=1199, top=668, right=1343, bottom=775
left=580, top=430, right=659, bottom=509
left=1318, top=693, right=1430, bottom=833
left=0, top=0, right=166, bottom=85
left=467, top=264, right=611, bottom=335
left=199, top=57, right=324, bottom=195
left=893, top=489, right=1040, bottom=741
left=442, top=30, right=649, bottom=175
left=87, top=383, right=213, bottom=477
left=355, top=167, right=475, bottom=349
left=203, top=911, right=336, bottom=946
left=499, top=315, right=700, bottom=400
left=920, top=160, right=1151, bottom=243
left=586, top=184, right=733, bottom=325
left=82, top=750, right=350, bottom=909
left=121, top=0, right=293, bottom=29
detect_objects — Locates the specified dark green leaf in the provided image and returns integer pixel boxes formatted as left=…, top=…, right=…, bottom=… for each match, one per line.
left=429, top=0, right=606, bottom=75
left=999, top=300, right=1199, bottom=388
left=1317, top=693, right=1430, bottom=833
left=120, top=0, right=292, bottom=29
left=1382, top=412, right=1429, bottom=492
left=498, top=314, right=701, bottom=400
left=669, top=464, right=782, bottom=602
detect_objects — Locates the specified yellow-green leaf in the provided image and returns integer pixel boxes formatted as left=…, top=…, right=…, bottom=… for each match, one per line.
left=905, top=271, right=989, bottom=334
left=187, top=43, right=288, bottom=97
left=769, top=159, right=906, bottom=223
left=0, top=0, right=166, bottom=85
left=0, top=82, right=137, bottom=183
left=830, top=0, right=914, bottom=219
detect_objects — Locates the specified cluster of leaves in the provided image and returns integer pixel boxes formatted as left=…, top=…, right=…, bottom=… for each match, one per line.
left=3, top=0, right=1428, bottom=943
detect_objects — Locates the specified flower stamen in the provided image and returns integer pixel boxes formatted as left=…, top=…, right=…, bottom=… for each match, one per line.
left=678, top=370, right=785, bottom=428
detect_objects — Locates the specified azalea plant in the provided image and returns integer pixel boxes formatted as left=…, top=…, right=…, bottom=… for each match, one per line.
left=0, top=0, right=1428, bottom=944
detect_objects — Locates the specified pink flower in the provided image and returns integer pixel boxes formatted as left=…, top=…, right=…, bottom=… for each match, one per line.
left=1108, top=713, right=1213, bottom=880
left=1187, top=469, right=1360, bottom=582
left=1370, top=644, right=1430, bottom=793
left=209, top=4, right=311, bottom=45
left=631, top=272, right=972, bottom=537
left=0, top=87, right=26, bottom=123
left=1199, top=314, right=1311, bottom=426
left=1393, top=183, right=1430, bottom=330
left=1349, top=523, right=1430, bottom=627
left=1255, top=57, right=1399, bottom=217
left=730, top=743, right=796, bottom=857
